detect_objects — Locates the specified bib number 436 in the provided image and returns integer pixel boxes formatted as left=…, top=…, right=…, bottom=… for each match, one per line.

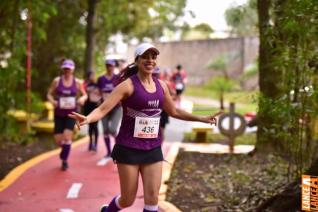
left=142, top=126, right=155, bottom=133
left=134, top=117, right=160, bottom=138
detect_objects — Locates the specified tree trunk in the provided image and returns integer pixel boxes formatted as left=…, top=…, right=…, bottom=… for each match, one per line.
left=10, top=0, right=20, bottom=51
left=84, top=0, right=98, bottom=76
left=256, top=0, right=273, bottom=152
left=256, top=0, right=284, bottom=153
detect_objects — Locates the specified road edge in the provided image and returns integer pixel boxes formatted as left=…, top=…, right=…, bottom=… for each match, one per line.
left=159, top=142, right=182, bottom=212
left=0, top=136, right=88, bottom=192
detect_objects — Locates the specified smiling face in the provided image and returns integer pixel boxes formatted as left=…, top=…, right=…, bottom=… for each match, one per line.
left=136, top=49, right=158, bottom=75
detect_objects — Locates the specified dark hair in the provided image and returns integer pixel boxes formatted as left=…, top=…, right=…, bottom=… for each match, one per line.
left=119, top=63, right=138, bottom=83
left=59, top=58, right=66, bottom=66
left=177, top=64, right=182, bottom=70
left=86, top=71, right=94, bottom=79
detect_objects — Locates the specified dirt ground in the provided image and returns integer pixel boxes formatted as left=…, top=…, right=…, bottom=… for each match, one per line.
left=0, top=134, right=56, bottom=180
left=165, top=149, right=294, bottom=212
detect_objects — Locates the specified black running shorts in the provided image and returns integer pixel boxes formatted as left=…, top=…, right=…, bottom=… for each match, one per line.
left=111, top=144, right=163, bottom=164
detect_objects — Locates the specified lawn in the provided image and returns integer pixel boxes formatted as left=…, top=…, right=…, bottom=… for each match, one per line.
left=185, top=85, right=258, bottom=116
left=184, top=85, right=258, bottom=105
left=183, top=132, right=256, bottom=146
left=192, top=103, right=257, bottom=116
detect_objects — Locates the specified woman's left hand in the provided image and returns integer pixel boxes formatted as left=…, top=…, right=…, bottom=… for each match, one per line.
left=202, top=110, right=224, bottom=125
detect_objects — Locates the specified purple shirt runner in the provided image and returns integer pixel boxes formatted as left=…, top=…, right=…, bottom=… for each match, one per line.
left=97, top=74, right=119, bottom=98
left=116, top=75, right=164, bottom=150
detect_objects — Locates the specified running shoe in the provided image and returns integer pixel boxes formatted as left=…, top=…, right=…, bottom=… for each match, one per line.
left=61, top=161, right=69, bottom=171
left=100, top=204, right=108, bottom=212
left=92, top=145, right=97, bottom=151
left=88, top=142, right=93, bottom=151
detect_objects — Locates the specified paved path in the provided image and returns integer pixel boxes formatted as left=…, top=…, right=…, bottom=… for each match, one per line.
left=0, top=137, right=177, bottom=212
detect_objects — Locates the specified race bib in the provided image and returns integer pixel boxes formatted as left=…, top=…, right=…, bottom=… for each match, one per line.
left=176, top=82, right=184, bottom=90
left=59, top=97, right=76, bottom=109
left=133, top=117, right=160, bottom=138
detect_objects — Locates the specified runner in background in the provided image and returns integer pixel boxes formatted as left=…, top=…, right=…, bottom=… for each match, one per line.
left=69, top=43, right=222, bottom=212
left=97, top=59, right=123, bottom=158
left=83, top=71, right=101, bottom=151
left=171, top=64, right=187, bottom=106
left=47, top=59, right=87, bottom=170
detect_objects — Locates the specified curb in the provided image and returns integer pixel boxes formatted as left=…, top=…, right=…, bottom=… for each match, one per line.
left=0, top=136, right=88, bottom=192
left=159, top=142, right=182, bottom=212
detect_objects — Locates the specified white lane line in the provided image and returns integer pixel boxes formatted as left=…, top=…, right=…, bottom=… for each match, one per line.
left=59, top=209, right=74, bottom=212
left=66, top=183, right=82, bottom=199
left=97, top=157, right=111, bottom=166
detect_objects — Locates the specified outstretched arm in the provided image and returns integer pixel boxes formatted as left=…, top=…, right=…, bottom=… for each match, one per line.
left=160, top=80, right=222, bottom=125
left=47, top=77, right=59, bottom=107
left=69, top=79, right=132, bottom=127
left=76, top=79, right=88, bottom=106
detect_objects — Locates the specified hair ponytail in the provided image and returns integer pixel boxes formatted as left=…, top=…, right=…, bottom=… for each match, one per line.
left=119, top=63, right=138, bottom=83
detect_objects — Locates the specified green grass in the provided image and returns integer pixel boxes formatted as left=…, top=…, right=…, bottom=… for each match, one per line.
left=192, top=103, right=257, bottom=116
left=185, top=85, right=258, bottom=105
left=184, top=132, right=256, bottom=145
left=184, top=85, right=217, bottom=99
left=185, top=84, right=258, bottom=115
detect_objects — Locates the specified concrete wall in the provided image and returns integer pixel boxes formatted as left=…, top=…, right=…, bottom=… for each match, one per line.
left=126, top=37, right=259, bottom=88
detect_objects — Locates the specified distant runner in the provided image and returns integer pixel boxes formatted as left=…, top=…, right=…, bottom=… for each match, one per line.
left=83, top=71, right=101, bottom=151
left=47, top=59, right=87, bottom=170
left=171, top=64, right=187, bottom=105
left=97, top=59, right=122, bottom=157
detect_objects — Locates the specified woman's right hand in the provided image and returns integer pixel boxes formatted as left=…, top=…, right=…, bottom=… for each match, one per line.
left=68, top=112, right=89, bottom=129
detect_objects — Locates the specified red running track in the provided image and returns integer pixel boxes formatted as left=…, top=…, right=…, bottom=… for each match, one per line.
left=0, top=137, right=173, bottom=212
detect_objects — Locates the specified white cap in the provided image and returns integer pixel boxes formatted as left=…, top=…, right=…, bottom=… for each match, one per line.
left=61, top=59, right=75, bottom=70
left=134, top=43, right=160, bottom=59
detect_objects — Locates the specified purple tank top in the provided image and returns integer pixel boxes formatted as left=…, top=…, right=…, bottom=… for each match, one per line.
left=55, top=76, right=77, bottom=117
left=116, top=74, right=164, bottom=150
left=97, top=74, right=119, bottom=100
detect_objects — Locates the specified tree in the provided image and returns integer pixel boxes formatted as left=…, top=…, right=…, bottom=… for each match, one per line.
left=249, top=1, right=318, bottom=209
left=256, top=0, right=318, bottom=175
left=85, top=0, right=187, bottom=75
left=207, top=52, right=239, bottom=110
left=31, top=0, right=188, bottom=95
left=84, top=0, right=99, bottom=74
left=0, top=0, right=188, bottom=138
left=225, top=0, right=258, bottom=36
left=181, top=23, right=214, bottom=40
left=31, top=0, right=86, bottom=97
left=255, top=0, right=280, bottom=153
left=0, top=0, right=59, bottom=136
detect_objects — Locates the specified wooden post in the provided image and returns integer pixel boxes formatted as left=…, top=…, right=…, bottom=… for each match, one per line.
left=218, top=102, right=247, bottom=153
left=229, top=103, right=235, bottom=153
